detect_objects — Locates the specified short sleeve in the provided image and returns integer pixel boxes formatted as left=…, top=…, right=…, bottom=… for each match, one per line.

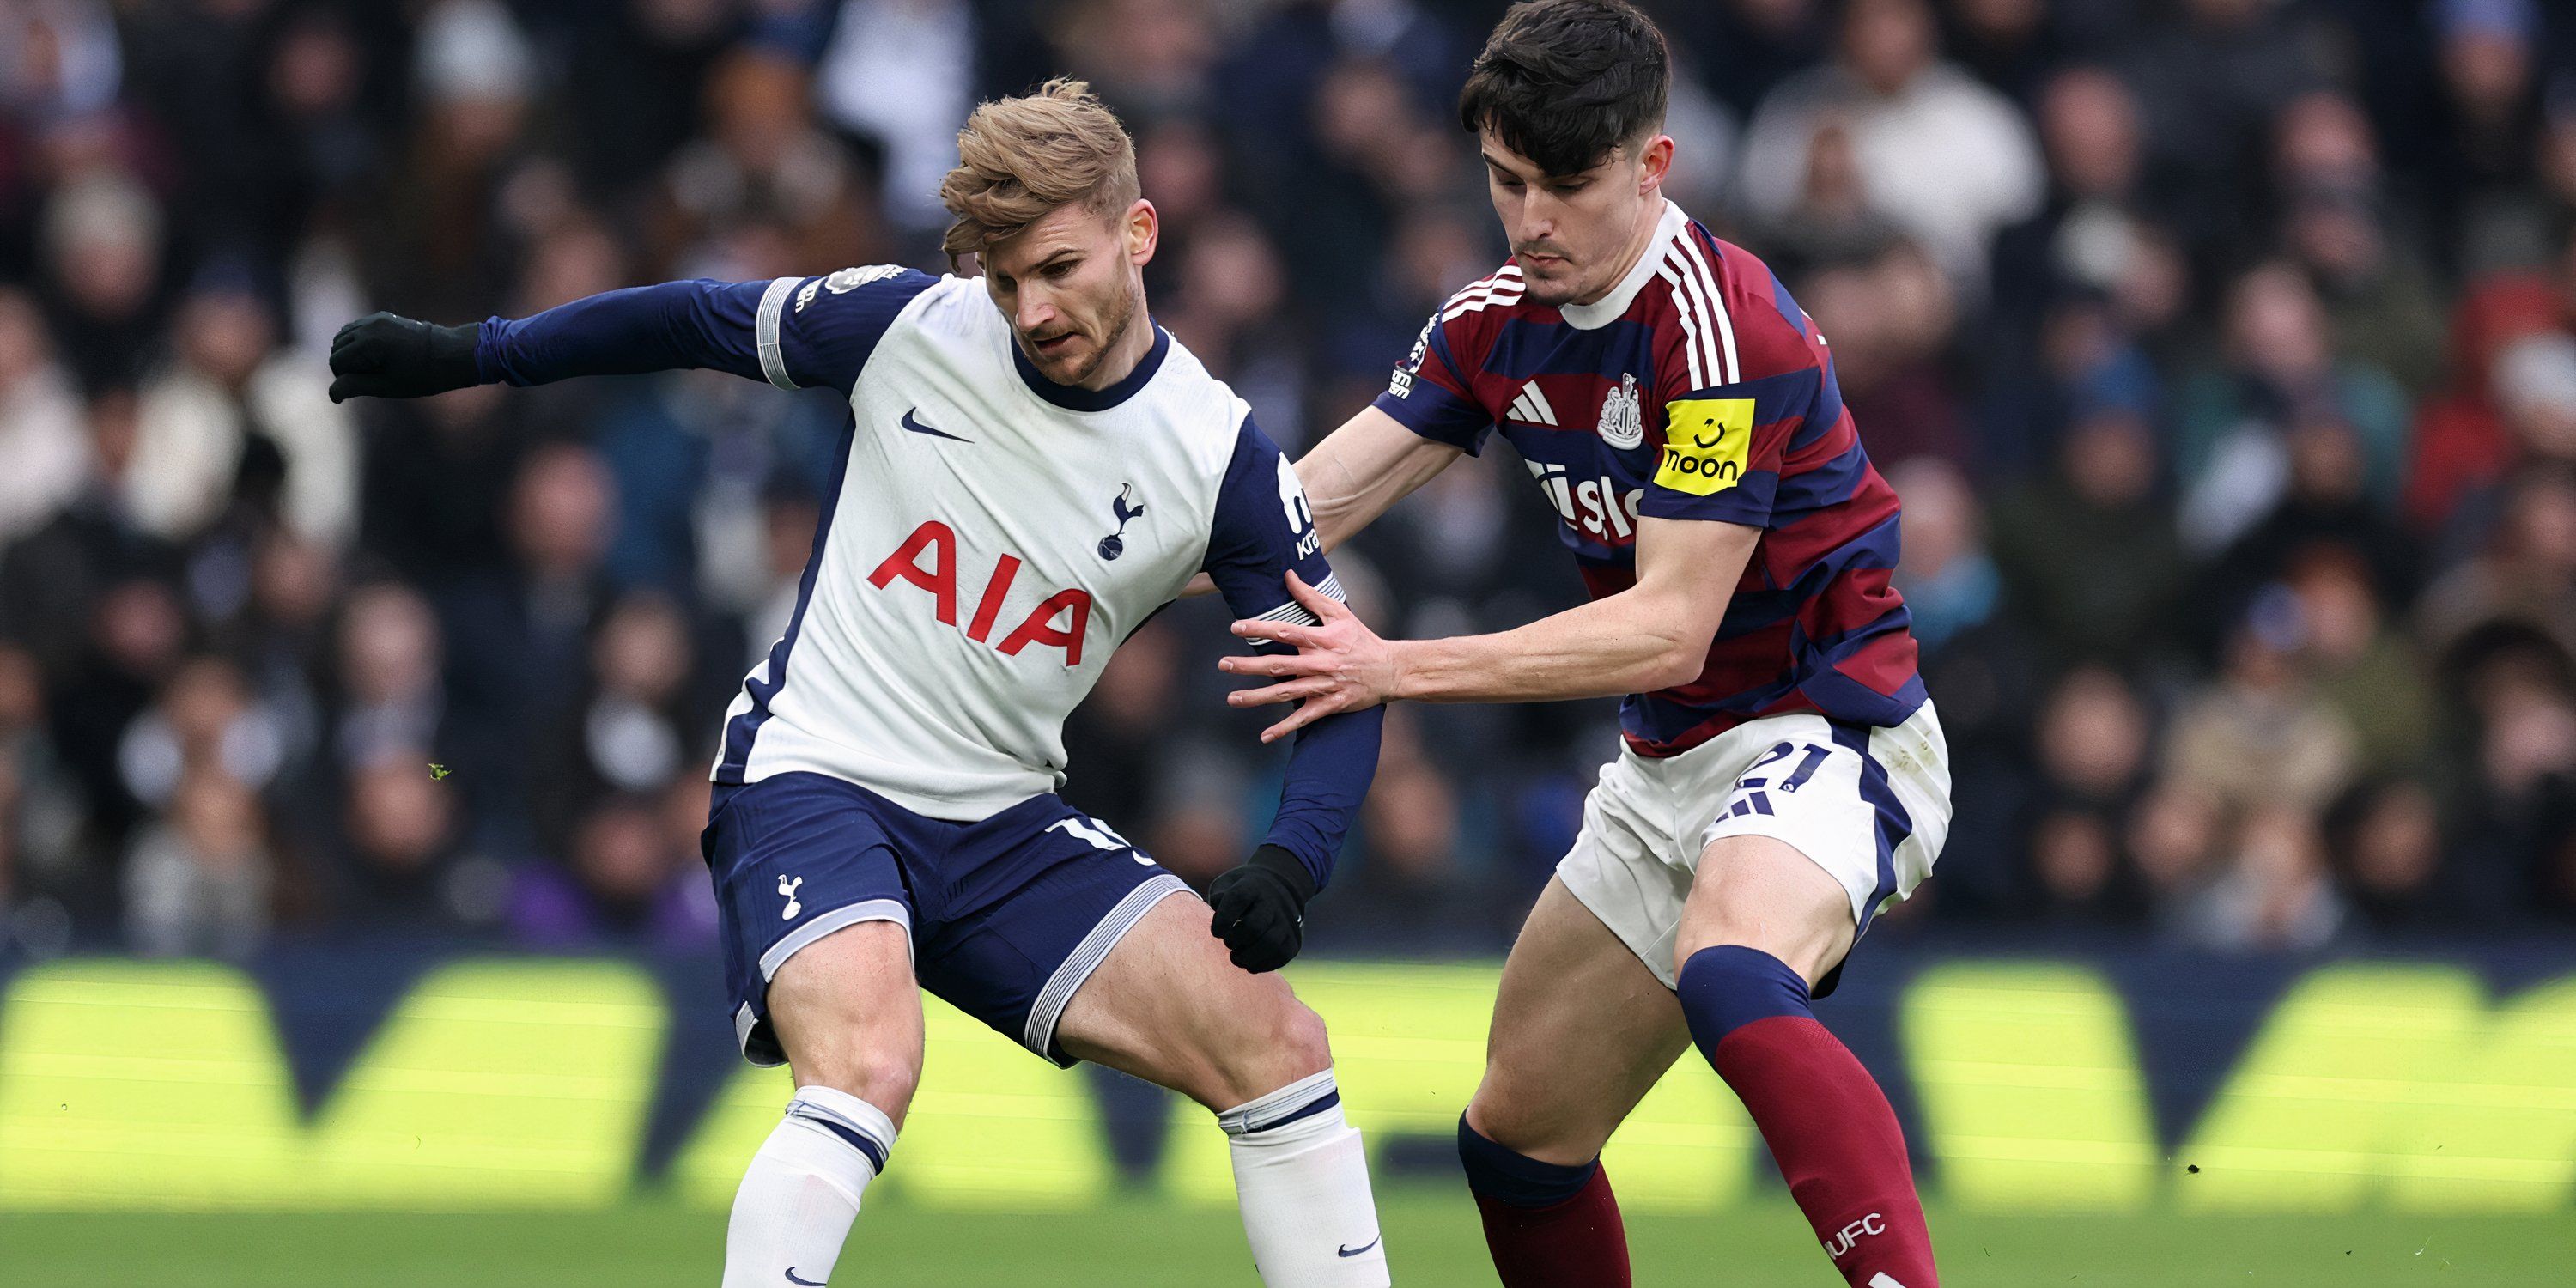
left=756, top=266, right=941, bottom=393
left=1370, top=309, right=1498, bottom=456
left=1202, top=415, right=1344, bottom=629
left=1642, top=265, right=1831, bottom=529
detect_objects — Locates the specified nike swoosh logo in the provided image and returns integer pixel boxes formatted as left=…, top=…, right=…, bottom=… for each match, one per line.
left=1337, top=1237, right=1381, bottom=1258
left=784, top=1270, right=825, bottom=1286
left=900, top=407, right=969, bottom=441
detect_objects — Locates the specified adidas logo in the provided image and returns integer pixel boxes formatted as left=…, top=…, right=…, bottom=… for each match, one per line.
left=1506, top=383, right=1558, bottom=427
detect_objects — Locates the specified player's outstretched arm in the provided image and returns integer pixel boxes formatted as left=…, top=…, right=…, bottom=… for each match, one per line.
left=329, top=268, right=933, bottom=403
left=1223, top=518, right=1757, bottom=737
left=327, top=281, right=770, bottom=403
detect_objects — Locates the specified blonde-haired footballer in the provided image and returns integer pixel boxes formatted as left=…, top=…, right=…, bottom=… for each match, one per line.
left=329, top=80, right=1394, bottom=1288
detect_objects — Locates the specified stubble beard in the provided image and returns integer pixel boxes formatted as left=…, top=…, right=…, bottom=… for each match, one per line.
left=1058, top=281, right=1140, bottom=386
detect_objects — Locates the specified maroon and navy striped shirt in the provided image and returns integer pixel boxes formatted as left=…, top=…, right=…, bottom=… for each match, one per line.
left=1370, top=201, right=1924, bottom=758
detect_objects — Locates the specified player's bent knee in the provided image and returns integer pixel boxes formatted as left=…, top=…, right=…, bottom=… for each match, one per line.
left=1192, top=993, right=1334, bottom=1112
left=1269, top=999, right=1334, bottom=1079
left=1463, top=1078, right=1612, bottom=1168
left=765, top=925, right=925, bottom=1115
left=790, top=1044, right=921, bottom=1115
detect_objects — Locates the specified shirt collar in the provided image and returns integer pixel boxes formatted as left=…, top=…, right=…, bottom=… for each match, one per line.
left=1558, top=199, right=1689, bottom=331
left=1012, top=323, right=1170, bottom=412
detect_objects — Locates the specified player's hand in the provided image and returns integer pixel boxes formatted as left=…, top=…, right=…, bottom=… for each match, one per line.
left=1206, top=845, right=1315, bottom=973
left=1220, top=571, right=1404, bottom=743
left=328, top=312, right=483, bottom=403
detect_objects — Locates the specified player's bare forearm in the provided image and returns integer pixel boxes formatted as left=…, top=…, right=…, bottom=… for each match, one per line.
left=1224, top=518, right=1757, bottom=739
left=1389, top=590, right=1716, bottom=703
left=1297, top=405, right=1461, bottom=553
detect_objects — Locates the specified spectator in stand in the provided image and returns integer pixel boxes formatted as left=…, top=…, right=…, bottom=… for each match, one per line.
left=35, top=167, right=162, bottom=391
left=808, top=0, right=978, bottom=240
left=2403, top=270, right=2563, bottom=534
left=530, top=591, right=706, bottom=855
left=438, top=441, right=618, bottom=844
left=2175, top=804, right=2348, bottom=951
left=2281, top=547, right=2435, bottom=780
left=2439, top=625, right=2576, bottom=918
left=1162, top=211, right=1307, bottom=434
left=1987, top=68, right=2154, bottom=350
left=2273, top=92, right=2447, bottom=399
left=132, top=277, right=355, bottom=550
left=114, top=656, right=285, bottom=818
left=331, top=583, right=446, bottom=774
left=2119, top=0, right=2332, bottom=262
left=124, top=767, right=271, bottom=959
left=0, top=388, right=164, bottom=668
left=2198, top=412, right=2416, bottom=656
left=0, top=643, right=82, bottom=945
left=0, top=290, right=86, bottom=548
left=513, top=782, right=713, bottom=950
left=1798, top=239, right=1965, bottom=466
left=335, top=752, right=497, bottom=933
left=1937, top=0, right=2071, bottom=106
left=2324, top=778, right=2455, bottom=935
left=2165, top=592, right=2361, bottom=817
left=1890, top=458, right=2032, bottom=914
left=650, top=46, right=885, bottom=277
left=1737, top=0, right=2043, bottom=295
left=2023, top=666, right=2157, bottom=925
left=1988, top=409, right=2186, bottom=667
left=363, top=0, right=537, bottom=321
left=2174, top=261, right=2412, bottom=553
left=551, top=0, right=741, bottom=202
left=356, top=384, right=529, bottom=592
left=1749, top=117, right=1905, bottom=283
left=2425, top=0, right=2549, bottom=273
left=2418, top=466, right=2576, bottom=659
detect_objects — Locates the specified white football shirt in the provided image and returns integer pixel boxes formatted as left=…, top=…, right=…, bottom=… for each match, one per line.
left=705, top=268, right=1342, bottom=821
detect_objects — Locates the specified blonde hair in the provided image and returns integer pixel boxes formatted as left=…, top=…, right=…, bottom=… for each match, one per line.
left=939, top=78, right=1140, bottom=264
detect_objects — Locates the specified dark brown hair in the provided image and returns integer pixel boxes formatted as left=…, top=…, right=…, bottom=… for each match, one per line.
left=1457, top=0, right=1671, bottom=178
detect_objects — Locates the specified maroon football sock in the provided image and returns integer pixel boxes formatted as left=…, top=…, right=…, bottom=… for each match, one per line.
left=1458, top=1117, right=1632, bottom=1288
left=1682, top=945, right=1938, bottom=1288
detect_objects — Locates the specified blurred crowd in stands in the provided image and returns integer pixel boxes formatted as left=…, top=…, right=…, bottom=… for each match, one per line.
left=4, top=0, right=2576, bottom=964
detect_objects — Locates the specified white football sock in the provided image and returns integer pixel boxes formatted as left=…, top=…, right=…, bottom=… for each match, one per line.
left=721, top=1086, right=896, bottom=1288
left=1221, top=1070, right=1390, bottom=1288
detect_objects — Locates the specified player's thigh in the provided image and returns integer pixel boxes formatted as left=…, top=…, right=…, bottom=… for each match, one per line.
left=766, top=919, right=927, bottom=1121
left=1674, top=709, right=1950, bottom=989
left=1053, top=893, right=1331, bottom=1113
left=704, top=772, right=927, bottom=1111
left=1467, top=877, right=1692, bottom=1167
left=1673, top=834, right=1856, bottom=989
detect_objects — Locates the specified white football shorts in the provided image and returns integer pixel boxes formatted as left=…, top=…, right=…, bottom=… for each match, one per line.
left=1556, top=702, right=1952, bottom=990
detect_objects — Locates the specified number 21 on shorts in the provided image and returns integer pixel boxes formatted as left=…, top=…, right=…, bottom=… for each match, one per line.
left=1725, top=740, right=1832, bottom=820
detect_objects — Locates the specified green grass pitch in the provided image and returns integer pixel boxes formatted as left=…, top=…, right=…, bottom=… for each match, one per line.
left=3, top=1192, right=2566, bottom=1286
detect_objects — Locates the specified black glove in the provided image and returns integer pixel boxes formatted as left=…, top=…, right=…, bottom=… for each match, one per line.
left=1207, top=845, right=1316, bottom=973
left=328, top=312, right=483, bottom=403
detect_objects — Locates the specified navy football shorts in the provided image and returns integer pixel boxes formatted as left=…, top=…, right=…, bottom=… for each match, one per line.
left=702, top=771, right=1193, bottom=1067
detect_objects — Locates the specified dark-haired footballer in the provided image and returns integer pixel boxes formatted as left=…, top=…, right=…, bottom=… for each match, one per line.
left=1220, top=3, right=1948, bottom=1286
